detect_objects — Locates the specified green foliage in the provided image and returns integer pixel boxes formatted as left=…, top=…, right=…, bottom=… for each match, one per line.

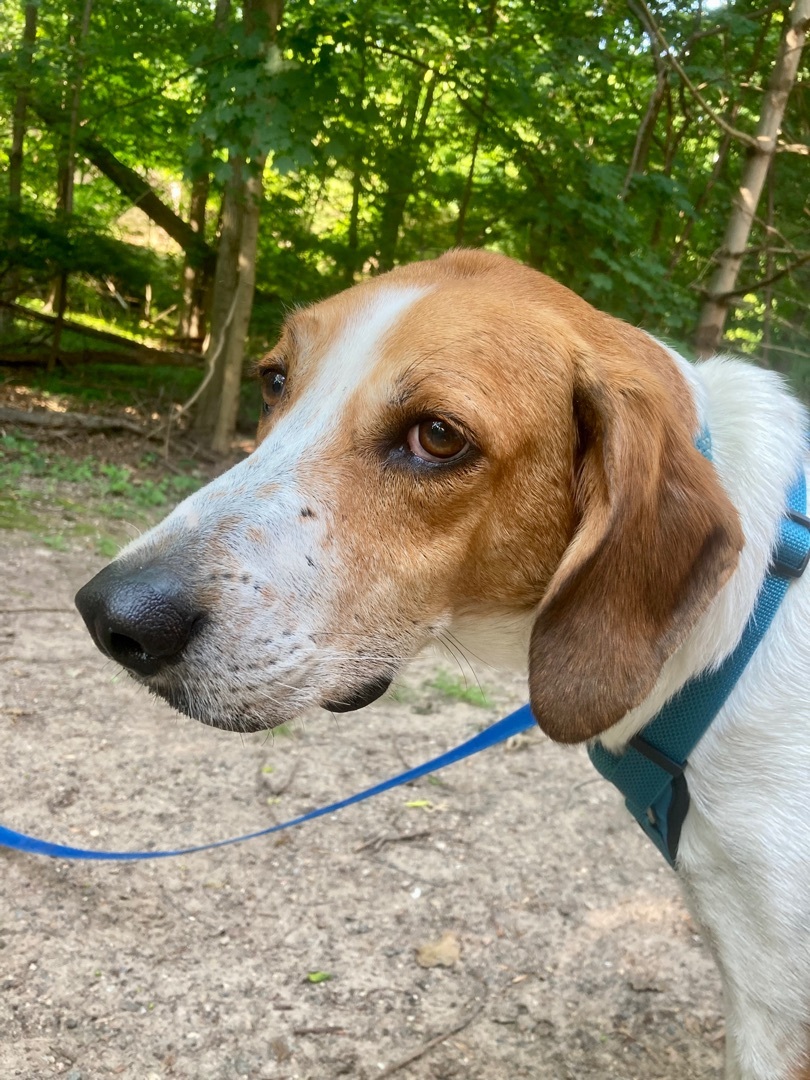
left=22, top=362, right=202, bottom=410
left=429, top=670, right=491, bottom=708
left=0, top=434, right=204, bottom=554
left=1, top=0, right=808, bottom=388
left=0, top=434, right=202, bottom=508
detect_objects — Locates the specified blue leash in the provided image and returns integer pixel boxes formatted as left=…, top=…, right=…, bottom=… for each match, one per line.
left=4, top=439, right=807, bottom=868
left=0, top=704, right=536, bottom=861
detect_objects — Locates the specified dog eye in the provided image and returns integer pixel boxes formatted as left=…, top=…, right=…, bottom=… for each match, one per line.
left=407, top=418, right=470, bottom=462
left=261, top=367, right=287, bottom=414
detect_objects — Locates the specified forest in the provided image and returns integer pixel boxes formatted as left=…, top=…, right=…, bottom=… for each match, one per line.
left=1, top=0, right=808, bottom=451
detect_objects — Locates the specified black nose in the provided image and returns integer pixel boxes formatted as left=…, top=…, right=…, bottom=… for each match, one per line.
left=75, top=564, right=203, bottom=676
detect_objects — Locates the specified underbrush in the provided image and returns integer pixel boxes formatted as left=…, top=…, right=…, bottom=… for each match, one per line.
left=0, top=433, right=205, bottom=557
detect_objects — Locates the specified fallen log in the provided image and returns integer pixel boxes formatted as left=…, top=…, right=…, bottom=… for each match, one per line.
left=0, top=405, right=147, bottom=435
left=0, top=302, right=201, bottom=365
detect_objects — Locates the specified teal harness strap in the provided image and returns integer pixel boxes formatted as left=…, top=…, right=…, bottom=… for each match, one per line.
left=588, top=438, right=810, bottom=867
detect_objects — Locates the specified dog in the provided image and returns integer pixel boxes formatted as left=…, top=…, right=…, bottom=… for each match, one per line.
left=75, top=249, right=810, bottom=1079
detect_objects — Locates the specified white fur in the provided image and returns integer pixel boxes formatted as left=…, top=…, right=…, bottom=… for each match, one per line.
left=117, top=286, right=430, bottom=730
left=673, top=359, right=810, bottom=1080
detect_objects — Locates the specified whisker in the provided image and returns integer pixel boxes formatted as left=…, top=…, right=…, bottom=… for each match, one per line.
left=435, top=633, right=470, bottom=687
left=443, top=631, right=488, bottom=698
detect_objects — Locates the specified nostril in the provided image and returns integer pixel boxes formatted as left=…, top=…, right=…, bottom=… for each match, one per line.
left=109, top=631, right=153, bottom=665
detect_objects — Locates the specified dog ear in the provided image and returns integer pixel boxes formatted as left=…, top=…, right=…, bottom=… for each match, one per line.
left=528, top=349, right=743, bottom=744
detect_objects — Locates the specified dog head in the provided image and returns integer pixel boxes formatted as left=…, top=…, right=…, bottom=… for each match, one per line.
left=75, top=250, right=742, bottom=739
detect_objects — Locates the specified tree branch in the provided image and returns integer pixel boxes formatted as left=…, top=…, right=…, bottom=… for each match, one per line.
left=633, top=0, right=761, bottom=150
left=32, top=100, right=215, bottom=268
left=713, top=250, right=810, bottom=299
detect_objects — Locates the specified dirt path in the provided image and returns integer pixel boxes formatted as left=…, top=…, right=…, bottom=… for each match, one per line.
left=0, top=534, right=723, bottom=1080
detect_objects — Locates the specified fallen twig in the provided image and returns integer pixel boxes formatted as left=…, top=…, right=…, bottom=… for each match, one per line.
left=0, top=607, right=74, bottom=614
left=355, top=829, right=431, bottom=853
left=292, top=1026, right=347, bottom=1036
left=376, top=1001, right=485, bottom=1077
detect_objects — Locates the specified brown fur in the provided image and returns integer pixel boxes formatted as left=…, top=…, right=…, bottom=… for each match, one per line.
left=529, top=339, right=743, bottom=742
left=258, top=248, right=744, bottom=744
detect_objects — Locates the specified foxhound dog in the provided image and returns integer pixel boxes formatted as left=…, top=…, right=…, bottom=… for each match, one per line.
left=75, top=250, right=810, bottom=1079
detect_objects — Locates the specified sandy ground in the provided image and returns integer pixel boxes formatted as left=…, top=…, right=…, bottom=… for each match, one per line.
left=0, top=533, right=725, bottom=1080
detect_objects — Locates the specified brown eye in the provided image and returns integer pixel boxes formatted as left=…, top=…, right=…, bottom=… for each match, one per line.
left=407, top=418, right=470, bottom=462
left=261, top=367, right=286, bottom=414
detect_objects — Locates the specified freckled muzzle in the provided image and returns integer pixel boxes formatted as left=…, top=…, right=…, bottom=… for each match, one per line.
left=75, top=562, right=205, bottom=677
left=75, top=551, right=403, bottom=731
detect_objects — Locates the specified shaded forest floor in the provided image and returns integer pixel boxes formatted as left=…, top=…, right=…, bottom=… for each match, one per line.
left=0, top=382, right=725, bottom=1079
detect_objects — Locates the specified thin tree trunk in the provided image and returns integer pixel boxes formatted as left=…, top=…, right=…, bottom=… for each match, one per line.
left=377, top=72, right=436, bottom=272
left=193, top=0, right=283, bottom=450
left=177, top=0, right=231, bottom=345
left=341, top=51, right=366, bottom=286
left=456, top=0, right=497, bottom=245
left=343, top=161, right=363, bottom=285
left=669, top=9, right=776, bottom=276
left=622, top=0, right=668, bottom=199
left=193, top=156, right=245, bottom=438
left=695, top=0, right=810, bottom=357
left=1, top=2, right=38, bottom=334
left=177, top=170, right=211, bottom=344
left=50, top=0, right=94, bottom=370
left=212, top=159, right=266, bottom=452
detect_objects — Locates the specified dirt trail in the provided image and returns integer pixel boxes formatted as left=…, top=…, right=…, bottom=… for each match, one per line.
left=0, top=535, right=723, bottom=1080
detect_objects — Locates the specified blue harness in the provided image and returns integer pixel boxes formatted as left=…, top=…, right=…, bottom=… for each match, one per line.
left=588, top=432, right=810, bottom=866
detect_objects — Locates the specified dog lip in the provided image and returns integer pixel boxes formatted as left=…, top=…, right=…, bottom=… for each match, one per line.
left=322, top=673, right=394, bottom=713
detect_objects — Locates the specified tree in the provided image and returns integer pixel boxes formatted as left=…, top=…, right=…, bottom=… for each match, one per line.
left=695, top=0, right=810, bottom=356
left=0, top=0, right=37, bottom=332
left=191, top=0, right=284, bottom=452
left=1, top=0, right=808, bottom=442
left=48, top=0, right=94, bottom=368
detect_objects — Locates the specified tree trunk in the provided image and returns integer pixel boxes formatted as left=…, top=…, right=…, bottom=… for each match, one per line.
left=377, top=72, right=436, bottom=272
left=668, top=8, right=776, bottom=276
left=192, top=156, right=246, bottom=438
left=192, top=0, right=284, bottom=451
left=177, top=170, right=212, bottom=344
left=49, top=0, right=94, bottom=369
left=177, top=0, right=231, bottom=345
left=339, top=51, right=367, bottom=286
left=1, top=2, right=38, bottom=334
left=694, top=0, right=810, bottom=357
left=456, top=0, right=497, bottom=245
left=211, top=160, right=266, bottom=452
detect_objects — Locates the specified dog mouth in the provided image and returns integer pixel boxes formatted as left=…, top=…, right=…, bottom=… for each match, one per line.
left=321, top=673, right=394, bottom=713
left=146, top=669, right=396, bottom=733
left=146, top=683, right=280, bottom=733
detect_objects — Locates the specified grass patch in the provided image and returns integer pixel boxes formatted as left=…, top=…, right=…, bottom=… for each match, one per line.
left=0, top=433, right=205, bottom=553
left=0, top=434, right=203, bottom=510
left=428, top=670, right=491, bottom=708
left=20, top=361, right=203, bottom=413
left=0, top=490, right=43, bottom=531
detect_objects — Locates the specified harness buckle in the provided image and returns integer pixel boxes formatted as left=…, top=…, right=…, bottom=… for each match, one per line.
left=771, top=509, right=810, bottom=579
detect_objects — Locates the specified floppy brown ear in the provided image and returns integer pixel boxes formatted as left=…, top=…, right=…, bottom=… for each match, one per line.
left=529, top=349, right=743, bottom=744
